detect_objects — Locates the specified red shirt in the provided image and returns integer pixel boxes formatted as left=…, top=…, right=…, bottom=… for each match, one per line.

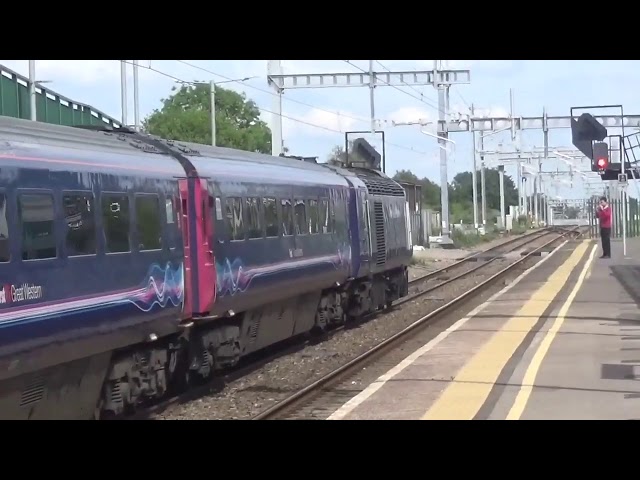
left=597, top=205, right=612, bottom=228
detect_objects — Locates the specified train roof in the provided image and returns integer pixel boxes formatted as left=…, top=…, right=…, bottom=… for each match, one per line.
left=0, top=117, right=350, bottom=186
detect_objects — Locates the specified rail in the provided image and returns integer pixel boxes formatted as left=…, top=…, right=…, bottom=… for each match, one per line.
left=252, top=227, right=583, bottom=420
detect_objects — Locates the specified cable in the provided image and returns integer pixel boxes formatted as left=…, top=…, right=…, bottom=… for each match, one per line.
left=176, top=60, right=372, bottom=126
left=121, top=61, right=433, bottom=157
left=373, top=60, right=440, bottom=112
left=177, top=60, right=442, bottom=153
left=344, top=60, right=443, bottom=116
left=172, top=60, right=433, bottom=156
left=122, top=61, right=343, bottom=133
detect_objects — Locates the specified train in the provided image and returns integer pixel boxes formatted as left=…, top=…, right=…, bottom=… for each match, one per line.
left=0, top=116, right=413, bottom=419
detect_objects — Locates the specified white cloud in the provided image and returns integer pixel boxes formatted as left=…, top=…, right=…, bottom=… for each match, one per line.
left=474, top=105, right=510, bottom=118
left=282, top=108, right=361, bottom=138
left=259, top=106, right=363, bottom=146
left=0, top=60, right=158, bottom=85
left=386, top=106, right=433, bottom=125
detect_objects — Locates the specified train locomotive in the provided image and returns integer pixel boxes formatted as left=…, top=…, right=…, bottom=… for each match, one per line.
left=0, top=116, right=412, bottom=419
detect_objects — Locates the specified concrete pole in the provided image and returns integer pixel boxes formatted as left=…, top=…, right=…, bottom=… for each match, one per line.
left=133, top=60, right=139, bottom=130
left=435, top=60, right=451, bottom=240
left=480, top=133, right=487, bottom=227
left=120, top=61, right=128, bottom=127
left=498, top=165, right=505, bottom=229
left=210, top=80, right=217, bottom=146
left=267, top=60, right=283, bottom=156
left=533, top=166, right=539, bottom=226
left=28, top=60, right=36, bottom=121
left=523, top=176, right=528, bottom=219
left=369, top=60, right=376, bottom=133
left=471, top=104, right=479, bottom=228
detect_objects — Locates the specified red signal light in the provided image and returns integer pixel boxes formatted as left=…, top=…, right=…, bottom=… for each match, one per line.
left=597, top=158, right=607, bottom=169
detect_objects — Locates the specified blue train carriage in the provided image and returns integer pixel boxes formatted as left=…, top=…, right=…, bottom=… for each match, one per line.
left=0, top=117, right=188, bottom=419
left=171, top=146, right=354, bottom=379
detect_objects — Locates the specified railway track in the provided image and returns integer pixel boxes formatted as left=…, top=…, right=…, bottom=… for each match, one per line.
left=251, top=226, right=584, bottom=420
left=402, top=227, right=559, bottom=306
left=121, top=226, right=585, bottom=420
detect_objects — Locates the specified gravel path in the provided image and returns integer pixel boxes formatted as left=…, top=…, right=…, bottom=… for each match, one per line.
left=151, top=231, right=559, bottom=420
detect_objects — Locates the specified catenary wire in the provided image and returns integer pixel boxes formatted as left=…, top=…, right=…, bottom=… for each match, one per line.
left=122, top=60, right=434, bottom=157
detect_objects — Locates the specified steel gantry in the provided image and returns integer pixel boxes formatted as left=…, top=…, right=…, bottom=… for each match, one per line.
left=266, top=60, right=471, bottom=241
left=267, top=61, right=640, bottom=239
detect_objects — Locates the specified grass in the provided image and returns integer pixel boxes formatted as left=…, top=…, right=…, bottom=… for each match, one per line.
left=450, top=227, right=500, bottom=248
left=509, top=224, right=528, bottom=235
left=409, top=256, right=431, bottom=267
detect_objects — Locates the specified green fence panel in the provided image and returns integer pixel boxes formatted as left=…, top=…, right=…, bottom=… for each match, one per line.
left=0, top=64, right=120, bottom=128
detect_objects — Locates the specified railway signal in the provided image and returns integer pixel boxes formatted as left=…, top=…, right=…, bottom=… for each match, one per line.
left=592, top=142, right=609, bottom=173
left=571, top=112, right=608, bottom=159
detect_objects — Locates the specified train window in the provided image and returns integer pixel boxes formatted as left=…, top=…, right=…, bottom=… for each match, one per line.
left=102, top=194, right=131, bottom=253
left=179, top=198, right=189, bottom=247
left=246, top=197, right=262, bottom=239
left=319, top=198, right=331, bottom=234
left=136, top=195, right=162, bottom=251
left=294, top=199, right=307, bottom=235
left=63, top=193, right=96, bottom=256
left=225, top=197, right=244, bottom=241
left=0, top=193, right=9, bottom=262
left=19, top=193, right=57, bottom=260
left=308, top=199, right=319, bottom=234
left=165, top=198, right=174, bottom=224
left=329, top=197, right=336, bottom=232
left=281, top=199, right=294, bottom=236
left=263, top=198, right=278, bottom=237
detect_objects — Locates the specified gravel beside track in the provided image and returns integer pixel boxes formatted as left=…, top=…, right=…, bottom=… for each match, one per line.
left=150, top=229, right=569, bottom=420
left=408, top=230, right=539, bottom=280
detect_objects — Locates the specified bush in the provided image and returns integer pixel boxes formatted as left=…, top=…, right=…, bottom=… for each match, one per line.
left=510, top=224, right=527, bottom=235
left=451, top=229, right=481, bottom=247
left=451, top=225, right=500, bottom=248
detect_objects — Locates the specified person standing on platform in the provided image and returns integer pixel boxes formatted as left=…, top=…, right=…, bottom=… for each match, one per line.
left=596, top=196, right=612, bottom=259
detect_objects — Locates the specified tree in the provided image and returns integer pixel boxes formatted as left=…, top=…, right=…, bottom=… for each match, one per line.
left=392, top=170, right=441, bottom=210
left=143, top=84, right=272, bottom=153
left=326, top=142, right=369, bottom=166
left=390, top=167, right=520, bottom=225
left=450, top=169, right=518, bottom=211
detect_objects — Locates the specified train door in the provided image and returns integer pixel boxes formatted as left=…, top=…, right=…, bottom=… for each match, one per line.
left=357, top=187, right=371, bottom=265
left=178, top=179, right=194, bottom=317
left=195, top=179, right=217, bottom=314
left=178, top=178, right=217, bottom=318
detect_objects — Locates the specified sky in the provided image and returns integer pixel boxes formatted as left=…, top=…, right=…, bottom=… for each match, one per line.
left=1, top=59, right=639, bottom=203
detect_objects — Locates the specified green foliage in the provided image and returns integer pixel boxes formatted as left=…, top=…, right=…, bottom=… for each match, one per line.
left=393, top=169, right=442, bottom=208
left=142, top=84, right=272, bottom=154
left=391, top=166, right=518, bottom=229
left=510, top=224, right=528, bottom=235
left=450, top=228, right=498, bottom=248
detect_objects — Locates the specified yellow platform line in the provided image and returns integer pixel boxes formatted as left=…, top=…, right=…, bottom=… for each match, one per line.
left=505, top=243, right=597, bottom=420
left=421, top=240, right=591, bottom=420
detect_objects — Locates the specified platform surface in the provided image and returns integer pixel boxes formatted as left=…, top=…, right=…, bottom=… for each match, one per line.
left=328, top=237, right=640, bottom=420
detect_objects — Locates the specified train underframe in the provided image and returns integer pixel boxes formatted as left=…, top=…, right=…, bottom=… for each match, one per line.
left=98, top=265, right=409, bottom=417
left=0, top=266, right=408, bottom=419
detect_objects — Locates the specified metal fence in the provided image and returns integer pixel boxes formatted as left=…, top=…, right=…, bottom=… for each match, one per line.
left=398, top=181, right=425, bottom=246
left=586, top=197, right=640, bottom=238
left=0, top=64, right=120, bottom=128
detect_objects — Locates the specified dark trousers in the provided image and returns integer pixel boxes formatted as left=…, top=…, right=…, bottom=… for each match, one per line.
left=600, top=227, right=611, bottom=257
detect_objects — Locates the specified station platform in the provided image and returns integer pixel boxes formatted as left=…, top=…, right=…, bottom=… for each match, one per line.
left=328, top=237, right=640, bottom=420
